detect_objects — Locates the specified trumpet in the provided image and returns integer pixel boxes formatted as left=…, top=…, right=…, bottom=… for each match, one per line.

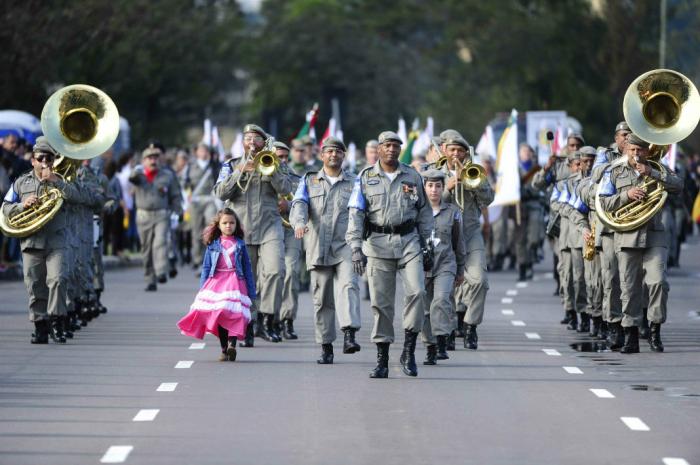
left=453, top=158, right=487, bottom=210
left=236, top=136, right=280, bottom=192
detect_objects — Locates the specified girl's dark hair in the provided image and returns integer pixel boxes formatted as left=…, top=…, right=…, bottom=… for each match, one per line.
left=202, top=207, right=245, bottom=245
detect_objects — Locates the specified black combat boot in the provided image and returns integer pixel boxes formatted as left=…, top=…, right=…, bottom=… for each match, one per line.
left=598, top=321, right=608, bottom=341
left=226, top=337, right=237, bottom=361
left=96, top=290, right=107, bottom=314
left=577, top=313, right=591, bottom=333
left=649, top=323, right=664, bottom=352
left=566, top=311, right=578, bottom=331
left=436, top=335, right=449, bottom=360
left=560, top=310, right=571, bottom=325
left=50, top=317, right=66, bottom=344
left=63, top=316, right=73, bottom=339
left=424, top=345, right=437, bottom=365
left=455, top=311, right=466, bottom=337
left=260, top=314, right=280, bottom=343
left=589, top=316, right=602, bottom=338
left=608, top=322, right=625, bottom=351
left=282, top=319, right=298, bottom=340
left=369, top=343, right=390, bottom=379
left=254, top=313, right=263, bottom=337
left=518, top=264, right=527, bottom=282
left=620, top=326, right=640, bottom=354
left=157, top=274, right=167, bottom=284
left=399, top=330, right=418, bottom=377
left=317, top=343, right=334, bottom=364
left=239, top=322, right=255, bottom=348
left=640, top=313, right=650, bottom=339
left=464, top=324, right=478, bottom=350
left=342, top=327, right=361, bottom=354
left=145, top=282, right=157, bottom=292
left=30, top=320, right=49, bottom=344
left=446, top=331, right=456, bottom=351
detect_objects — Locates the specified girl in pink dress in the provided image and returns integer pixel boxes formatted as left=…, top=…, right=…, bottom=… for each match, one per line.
left=177, top=208, right=256, bottom=361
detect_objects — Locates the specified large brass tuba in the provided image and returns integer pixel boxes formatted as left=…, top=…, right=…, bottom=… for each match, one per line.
left=595, top=69, right=699, bottom=232
left=0, top=85, right=119, bottom=237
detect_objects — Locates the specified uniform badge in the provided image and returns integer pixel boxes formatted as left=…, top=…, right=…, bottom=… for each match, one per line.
left=367, top=179, right=380, bottom=186
left=402, top=183, right=418, bottom=201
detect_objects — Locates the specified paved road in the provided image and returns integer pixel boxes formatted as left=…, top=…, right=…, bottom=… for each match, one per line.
left=1, top=239, right=699, bottom=465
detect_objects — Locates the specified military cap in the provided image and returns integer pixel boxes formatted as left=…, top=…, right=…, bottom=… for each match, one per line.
left=567, top=133, right=585, bottom=144
left=615, top=121, right=631, bottom=133
left=291, top=138, right=304, bottom=149
left=439, top=129, right=463, bottom=143
left=365, top=139, right=378, bottom=149
left=626, top=133, right=647, bottom=147
left=443, top=135, right=470, bottom=151
left=580, top=146, right=597, bottom=157
left=431, top=136, right=442, bottom=146
left=32, top=136, right=58, bottom=157
left=378, top=131, right=402, bottom=145
left=243, top=124, right=266, bottom=138
left=568, top=150, right=582, bottom=161
left=421, top=168, right=446, bottom=182
left=142, top=140, right=164, bottom=158
left=300, top=135, right=314, bottom=145
left=321, top=136, right=347, bottom=152
left=273, top=141, right=290, bottom=152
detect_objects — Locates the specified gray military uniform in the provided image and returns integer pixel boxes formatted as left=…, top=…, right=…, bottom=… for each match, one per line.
left=290, top=168, right=361, bottom=343
left=2, top=171, right=81, bottom=321
left=129, top=166, right=182, bottom=285
left=558, top=172, right=587, bottom=315
left=280, top=168, right=302, bottom=323
left=598, top=161, right=683, bottom=327
left=516, top=164, right=544, bottom=268
left=346, top=162, right=434, bottom=343
left=213, top=157, right=291, bottom=318
left=184, top=159, right=219, bottom=265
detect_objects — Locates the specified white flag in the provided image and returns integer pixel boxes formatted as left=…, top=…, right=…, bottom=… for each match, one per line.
left=211, top=126, right=226, bottom=161
left=413, top=116, right=434, bottom=156
left=475, top=125, right=497, bottom=163
left=201, top=119, right=212, bottom=146
left=346, top=141, right=357, bottom=172
left=230, top=132, right=244, bottom=160
left=397, top=117, right=407, bottom=145
left=491, top=109, right=521, bottom=207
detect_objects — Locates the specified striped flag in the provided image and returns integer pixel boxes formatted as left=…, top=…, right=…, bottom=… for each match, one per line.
left=491, top=109, right=521, bottom=207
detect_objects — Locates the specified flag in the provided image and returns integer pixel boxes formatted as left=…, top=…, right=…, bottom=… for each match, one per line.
left=475, top=125, right=497, bottom=163
left=399, top=130, right=420, bottom=164
left=211, top=126, right=226, bottom=161
left=551, top=126, right=568, bottom=155
left=319, top=117, right=337, bottom=147
left=296, top=103, right=319, bottom=141
left=412, top=116, right=434, bottom=156
left=346, top=142, right=357, bottom=172
left=201, top=118, right=212, bottom=146
left=662, top=143, right=677, bottom=171
left=397, top=117, right=407, bottom=145
left=491, top=109, right=521, bottom=207
left=230, top=132, right=244, bottom=160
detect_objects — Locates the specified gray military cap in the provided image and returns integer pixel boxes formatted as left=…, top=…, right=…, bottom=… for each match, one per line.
left=421, top=168, right=446, bottom=182
left=378, top=131, right=402, bottom=145
left=142, top=142, right=163, bottom=158
left=443, top=135, right=470, bottom=151
left=439, top=129, right=463, bottom=143
left=243, top=124, right=266, bottom=138
left=365, top=139, right=378, bottom=148
left=273, top=141, right=290, bottom=152
left=626, top=133, right=647, bottom=147
left=32, top=136, right=58, bottom=157
left=567, top=133, right=586, bottom=144
left=321, top=136, right=347, bottom=152
left=580, top=146, right=597, bottom=157
left=615, top=121, right=631, bottom=133
left=568, top=150, right=582, bottom=161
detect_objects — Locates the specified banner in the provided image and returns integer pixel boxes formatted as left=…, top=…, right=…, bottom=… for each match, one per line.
left=525, top=111, right=568, bottom=165
left=491, top=109, right=521, bottom=207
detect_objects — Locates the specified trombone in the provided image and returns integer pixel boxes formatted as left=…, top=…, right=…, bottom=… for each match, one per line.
left=236, top=136, right=281, bottom=192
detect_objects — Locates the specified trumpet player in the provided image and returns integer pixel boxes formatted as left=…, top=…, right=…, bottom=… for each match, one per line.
left=438, top=130, right=494, bottom=350
left=598, top=133, right=683, bottom=353
left=214, top=124, right=292, bottom=346
left=1, top=137, right=81, bottom=343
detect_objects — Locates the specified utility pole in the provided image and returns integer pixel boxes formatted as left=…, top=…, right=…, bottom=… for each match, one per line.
left=660, top=0, right=667, bottom=68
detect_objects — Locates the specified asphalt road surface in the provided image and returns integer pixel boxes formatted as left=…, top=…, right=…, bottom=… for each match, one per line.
left=1, top=238, right=699, bottom=465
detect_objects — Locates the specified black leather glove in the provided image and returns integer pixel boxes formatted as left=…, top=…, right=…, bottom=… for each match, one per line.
left=352, top=248, right=367, bottom=275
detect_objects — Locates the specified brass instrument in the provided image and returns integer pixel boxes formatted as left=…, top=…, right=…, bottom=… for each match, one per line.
left=0, top=84, right=119, bottom=237
left=595, top=69, right=699, bottom=232
left=453, top=158, right=487, bottom=210
left=583, top=223, right=596, bottom=261
left=279, top=193, right=294, bottom=229
left=236, top=136, right=280, bottom=192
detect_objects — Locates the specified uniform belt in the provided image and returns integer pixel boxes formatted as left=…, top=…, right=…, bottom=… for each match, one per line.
left=368, top=220, right=415, bottom=236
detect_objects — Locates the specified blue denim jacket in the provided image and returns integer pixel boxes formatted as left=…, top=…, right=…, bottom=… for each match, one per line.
left=199, top=237, right=257, bottom=300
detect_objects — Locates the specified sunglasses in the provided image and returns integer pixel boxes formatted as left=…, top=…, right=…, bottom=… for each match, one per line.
left=34, top=154, right=55, bottom=163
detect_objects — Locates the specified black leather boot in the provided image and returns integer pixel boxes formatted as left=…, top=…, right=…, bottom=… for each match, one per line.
left=608, top=322, right=625, bottom=350
left=455, top=311, right=466, bottom=337
left=649, top=323, right=664, bottom=352
left=620, top=326, right=640, bottom=354
left=342, top=327, right=361, bottom=354
left=369, top=343, right=390, bottom=378
left=446, top=331, right=456, bottom=351
left=640, top=313, right=650, bottom=339
left=50, top=317, right=66, bottom=344
left=282, top=319, right=298, bottom=340
left=31, top=320, right=49, bottom=344
left=317, top=343, right=334, bottom=364
left=518, top=264, right=527, bottom=282
left=260, top=314, right=280, bottom=342
left=254, top=312, right=264, bottom=337
left=145, top=282, right=157, bottom=292
left=577, top=313, right=591, bottom=333
left=424, top=345, right=437, bottom=365
left=96, top=290, right=107, bottom=314
left=239, top=321, right=255, bottom=347
left=226, top=337, right=237, bottom=361
left=63, top=316, right=73, bottom=339
left=589, top=316, right=602, bottom=338
left=399, top=330, right=418, bottom=377
left=598, top=321, right=608, bottom=341
left=464, top=324, right=478, bottom=350
left=560, top=310, right=571, bottom=324
left=436, top=335, right=449, bottom=360
left=566, top=311, right=578, bottom=331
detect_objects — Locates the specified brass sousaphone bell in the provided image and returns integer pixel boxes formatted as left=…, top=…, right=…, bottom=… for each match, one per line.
left=0, top=84, right=119, bottom=237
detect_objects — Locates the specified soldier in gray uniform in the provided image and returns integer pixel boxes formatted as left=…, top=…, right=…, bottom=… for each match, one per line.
left=185, top=143, right=219, bottom=267
left=419, top=168, right=465, bottom=364
left=599, top=133, right=683, bottom=353
left=436, top=130, right=494, bottom=350
left=2, top=137, right=81, bottom=343
left=515, top=144, right=543, bottom=281
left=129, top=142, right=183, bottom=291
left=214, top=124, right=292, bottom=346
left=275, top=141, right=301, bottom=340
left=347, top=131, right=434, bottom=378
left=290, top=136, right=362, bottom=363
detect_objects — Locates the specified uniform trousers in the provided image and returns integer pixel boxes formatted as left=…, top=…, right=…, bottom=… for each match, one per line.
left=189, top=200, right=218, bottom=265
left=618, top=246, right=668, bottom=327
left=600, top=233, right=622, bottom=323
left=310, top=260, right=361, bottom=344
left=367, top=254, right=425, bottom=344
left=515, top=206, right=541, bottom=266
left=248, top=240, right=285, bottom=319
left=136, top=209, right=170, bottom=284
left=23, top=247, right=69, bottom=321
left=421, top=270, right=455, bottom=345
left=458, top=249, right=489, bottom=325
left=280, top=232, right=302, bottom=322
left=584, top=252, right=603, bottom=317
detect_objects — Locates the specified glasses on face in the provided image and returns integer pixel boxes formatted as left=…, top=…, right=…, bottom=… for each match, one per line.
left=243, top=135, right=263, bottom=143
left=34, top=155, right=55, bottom=163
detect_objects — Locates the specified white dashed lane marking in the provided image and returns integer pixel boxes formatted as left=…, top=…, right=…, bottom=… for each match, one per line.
left=542, top=349, right=561, bottom=356
left=511, top=320, right=526, bottom=327
left=156, top=382, right=178, bottom=392
left=175, top=361, right=194, bottom=369
left=506, top=289, right=518, bottom=296
left=663, top=458, right=690, bottom=465
left=620, top=417, right=650, bottom=431
left=563, top=366, right=583, bottom=374
left=590, top=388, right=615, bottom=398
left=100, top=445, right=134, bottom=463
left=516, top=282, right=528, bottom=288
left=501, top=309, right=514, bottom=316
left=501, top=297, right=513, bottom=304
left=524, top=332, right=541, bottom=340
left=133, top=409, right=159, bottom=422
left=189, top=343, right=206, bottom=349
